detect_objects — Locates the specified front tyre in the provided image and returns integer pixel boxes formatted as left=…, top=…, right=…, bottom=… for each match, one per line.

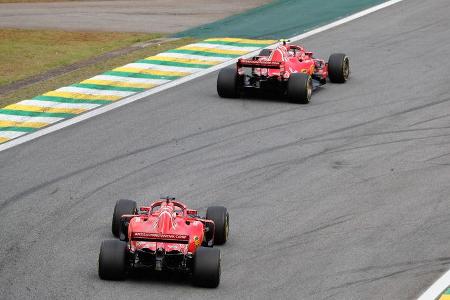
left=98, top=240, right=127, bottom=280
left=328, top=53, right=350, bottom=83
left=192, top=247, right=221, bottom=288
left=217, top=67, right=239, bottom=98
left=206, top=206, right=229, bottom=245
left=111, top=199, right=137, bottom=238
left=287, top=73, right=312, bottom=104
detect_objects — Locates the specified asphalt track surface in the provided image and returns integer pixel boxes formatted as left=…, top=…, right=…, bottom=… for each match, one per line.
left=1, top=0, right=450, bottom=298
left=0, top=0, right=269, bottom=33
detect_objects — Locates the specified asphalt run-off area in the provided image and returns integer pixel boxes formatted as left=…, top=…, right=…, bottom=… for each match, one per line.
left=1, top=0, right=450, bottom=299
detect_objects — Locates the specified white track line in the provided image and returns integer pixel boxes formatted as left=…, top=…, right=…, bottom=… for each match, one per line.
left=417, top=270, right=450, bottom=300
left=0, top=0, right=407, bottom=156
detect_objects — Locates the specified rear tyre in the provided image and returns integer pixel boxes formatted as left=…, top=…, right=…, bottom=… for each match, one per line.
left=287, top=73, right=312, bottom=104
left=328, top=53, right=350, bottom=83
left=217, top=67, right=239, bottom=98
left=206, top=206, right=229, bottom=245
left=258, top=48, right=272, bottom=57
left=98, top=240, right=127, bottom=280
left=111, top=199, right=137, bottom=238
left=192, top=247, right=221, bottom=288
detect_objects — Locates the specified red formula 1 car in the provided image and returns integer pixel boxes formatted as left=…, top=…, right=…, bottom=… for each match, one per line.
left=98, top=197, right=229, bottom=288
left=217, top=40, right=350, bottom=104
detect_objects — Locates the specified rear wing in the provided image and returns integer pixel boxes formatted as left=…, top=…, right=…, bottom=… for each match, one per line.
left=237, top=58, right=283, bottom=70
left=131, top=232, right=190, bottom=244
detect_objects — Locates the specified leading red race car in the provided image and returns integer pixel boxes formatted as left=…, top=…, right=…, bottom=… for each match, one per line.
left=217, top=40, right=350, bottom=104
left=98, top=197, right=229, bottom=288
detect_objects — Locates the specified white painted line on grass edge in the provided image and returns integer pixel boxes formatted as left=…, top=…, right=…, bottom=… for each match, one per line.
left=0, top=0, right=406, bottom=153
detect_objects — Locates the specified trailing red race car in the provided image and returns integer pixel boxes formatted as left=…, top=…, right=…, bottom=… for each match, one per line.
left=98, top=197, right=229, bottom=288
left=217, top=40, right=350, bottom=104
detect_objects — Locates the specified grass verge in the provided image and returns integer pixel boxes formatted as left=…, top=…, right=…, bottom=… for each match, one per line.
left=0, top=28, right=163, bottom=87
left=0, top=37, right=197, bottom=108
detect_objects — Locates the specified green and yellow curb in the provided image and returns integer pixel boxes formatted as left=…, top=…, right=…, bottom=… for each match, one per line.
left=438, top=287, right=450, bottom=299
left=0, top=37, right=275, bottom=144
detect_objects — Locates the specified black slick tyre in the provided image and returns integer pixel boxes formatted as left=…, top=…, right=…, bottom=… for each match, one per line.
left=287, top=73, right=312, bottom=104
left=328, top=53, right=350, bottom=83
left=98, top=240, right=127, bottom=280
left=217, top=67, right=239, bottom=98
left=206, top=206, right=229, bottom=245
left=111, top=199, right=136, bottom=238
left=192, top=247, right=221, bottom=288
left=258, top=48, right=272, bottom=57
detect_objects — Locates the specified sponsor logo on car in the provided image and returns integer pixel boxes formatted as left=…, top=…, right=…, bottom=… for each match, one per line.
left=132, top=232, right=189, bottom=240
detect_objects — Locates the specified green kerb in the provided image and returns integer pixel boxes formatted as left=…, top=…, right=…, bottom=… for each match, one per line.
left=166, top=49, right=240, bottom=58
left=33, top=95, right=112, bottom=105
left=136, top=59, right=211, bottom=69
left=0, top=126, right=36, bottom=132
left=72, top=83, right=144, bottom=92
left=202, top=40, right=272, bottom=48
left=0, top=109, right=76, bottom=118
